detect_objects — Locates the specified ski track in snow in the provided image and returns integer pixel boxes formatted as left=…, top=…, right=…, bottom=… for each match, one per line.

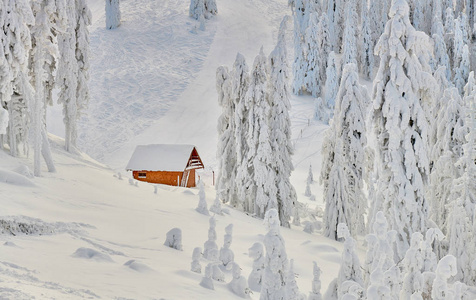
left=79, top=0, right=216, bottom=162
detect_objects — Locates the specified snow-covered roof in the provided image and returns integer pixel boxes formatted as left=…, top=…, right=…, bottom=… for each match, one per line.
left=126, top=144, right=201, bottom=172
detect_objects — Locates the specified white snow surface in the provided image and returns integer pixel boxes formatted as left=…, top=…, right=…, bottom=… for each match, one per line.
left=3, top=0, right=352, bottom=298
left=126, top=144, right=197, bottom=171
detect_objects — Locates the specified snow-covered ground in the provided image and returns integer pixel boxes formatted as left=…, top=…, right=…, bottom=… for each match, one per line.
left=2, top=0, right=353, bottom=298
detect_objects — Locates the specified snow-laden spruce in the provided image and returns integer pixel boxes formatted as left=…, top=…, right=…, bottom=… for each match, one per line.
left=360, top=2, right=374, bottom=80
left=321, top=63, right=368, bottom=239
left=447, top=75, right=476, bottom=285
left=324, top=224, right=364, bottom=300
left=191, top=247, right=202, bottom=273
left=0, top=0, right=34, bottom=157
left=31, top=0, right=65, bottom=176
left=429, top=86, right=466, bottom=234
left=286, top=259, right=305, bottom=300
left=341, top=0, right=358, bottom=70
left=196, top=181, right=210, bottom=215
left=248, top=242, right=265, bottom=292
left=308, top=261, right=322, bottom=300
left=260, top=209, right=288, bottom=300
left=370, top=0, right=436, bottom=261
left=203, top=216, right=218, bottom=260
left=245, top=47, right=277, bottom=218
left=219, top=224, right=234, bottom=268
left=324, top=51, right=338, bottom=117
left=304, top=12, right=322, bottom=97
left=233, top=53, right=251, bottom=211
left=228, top=262, right=250, bottom=298
left=57, top=0, right=91, bottom=152
left=268, top=17, right=296, bottom=228
left=105, top=0, right=121, bottom=29
left=216, top=65, right=238, bottom=206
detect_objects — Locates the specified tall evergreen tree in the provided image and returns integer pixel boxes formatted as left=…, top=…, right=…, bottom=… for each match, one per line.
left=1, top=0, right=34, bottom=157
left=246, top=48, right=274, bottom=217
left=233, top=54, right=251, bottom=211
left=321, top=63, right=368, bottom=239
left=216, top=66, right=237, bottom=206
left=305, top=12, right=322, bottom=97
left=370, top=0, right=435, bottom=260
left=269, top=17, right=296, bottom=228
left=360, top=2, right=374, bottom=80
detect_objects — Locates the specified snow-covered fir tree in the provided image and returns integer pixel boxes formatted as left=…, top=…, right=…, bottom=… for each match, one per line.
left=360, top=2, right=374, bottom=80
left=203, top=216, right=218, bottom=260
left=219, top=224, right=234, bottom=268
left=216, top=65, right=238, bottom=206
left=292, top=0, right=307, bottom=95
left=196, top=181, right=210, bottom=215
left=57, top=0, right=91, bottom=152
left=0, top=0, right=34, bottom=157
left=318, top=13, right=331, bottom=85
left=31, top=0, right=65, bottom=176
left=364, top=212, right=398, bottom=287
left=325, top=223, right=364, bottom=300
left=341, top=0, right=358, bottom=70
left=431, top=255, right=458, bottom=299
left=333, top=0, right=345, bottom=52
left=305, top=12, right=322, bottom=97
left=260, top=209, right=288, bottom=300
left=200, top=263, right=214, bottom=290
left=447, top=76, right=476, bottom=285
left=105, top=0, right=120, bottom=29
left=232, top=53, right=251, bottom=211
left=454, top=44, right=470, bottom=95
left=432, top=31, right=451, bottom=81
left=324, top=51, right=338, bottom=115
left=248, top=242, right=265, bottom=292
left=268, top=17, right=296, bottom=228
left=286, top=259, right=305, bottom=300
left=247, top=48, right=276, bottom=218
left=321, top=63, right=367, bottom=239
left=370, top=0, right=435, bottom=260
left=229, top=262, right=250, bottom=298
left=444, top=7, right=455, bottom=67
left=191, top=247, right=202, bottom=273
left=429, top=86, right=466, bottom=233
left=308, top=261, right=322, bottom=300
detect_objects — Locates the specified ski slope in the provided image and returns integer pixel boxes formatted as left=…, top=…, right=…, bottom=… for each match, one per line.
left=0, top=0, right=351, bottom=298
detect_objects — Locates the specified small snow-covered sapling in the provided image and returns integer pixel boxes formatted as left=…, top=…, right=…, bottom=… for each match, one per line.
left=196, top=181, right=210, bottom=215
left=431, top=255, right=457, bottom=299
left=164, top=228, right=183, bottom=251
left=286, top=259, right=305, bottom=299
left=191, top=247, right=202, bottom=273
left=229, top=262, right=250, bottom=298
left=209, top=249, right=225, bottom=282
left=219, top=224, right=234, bottom=268
left=308, top=261, right=322, bottom=300
left=248, top=242, right=265, bottom=292
left=200, top=263, right=214, bottom=290
left=209, top=196, right=223, bottom=215
left=203, top=216, right=218, bottom=259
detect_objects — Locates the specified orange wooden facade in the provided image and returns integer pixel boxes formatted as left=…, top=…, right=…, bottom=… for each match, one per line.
left=128, top=145, right=204, bottom=188
left=132, top=169, right=196, bottom=187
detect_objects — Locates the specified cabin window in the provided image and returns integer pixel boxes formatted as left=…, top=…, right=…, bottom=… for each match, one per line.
left=138, top=172, right=147, bottom=178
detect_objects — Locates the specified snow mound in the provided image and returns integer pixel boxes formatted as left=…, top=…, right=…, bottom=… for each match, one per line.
left=3, top=241, right=19, bottom=247
left=123, top=260, right=153, bottom=272
left=13, top=165, right=34, bottom=178
left=0, top=168, right=35, bottom=186
left=71, top=247, right=114, bottom=262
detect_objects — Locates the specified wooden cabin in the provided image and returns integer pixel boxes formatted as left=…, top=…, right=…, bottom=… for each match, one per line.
left=126, top=144, right=204, bottom=187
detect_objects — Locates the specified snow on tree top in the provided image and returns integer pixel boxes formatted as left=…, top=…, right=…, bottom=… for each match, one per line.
left=126, top=144, right=203, bottom=172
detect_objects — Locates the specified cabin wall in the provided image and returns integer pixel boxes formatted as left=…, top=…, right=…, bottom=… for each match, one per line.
left=132, top=170, right=197, bottom=187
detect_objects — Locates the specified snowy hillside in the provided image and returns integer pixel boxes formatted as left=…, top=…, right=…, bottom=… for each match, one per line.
left=1, top=0, right=341, bottom=298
